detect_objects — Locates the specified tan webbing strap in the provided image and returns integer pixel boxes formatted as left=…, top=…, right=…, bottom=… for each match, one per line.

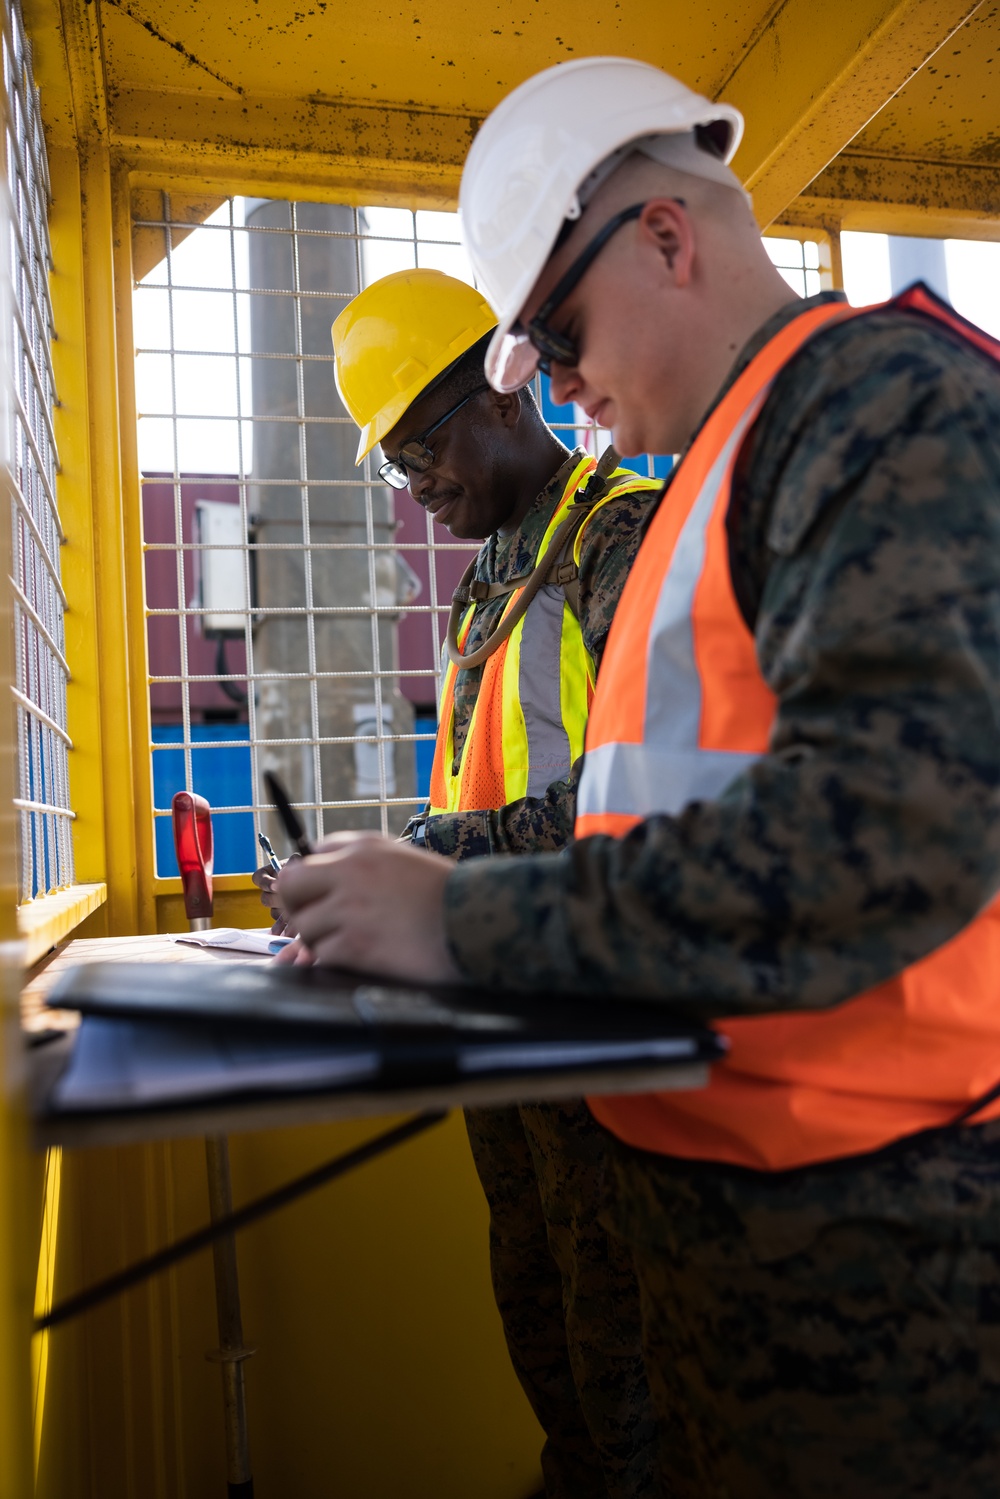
left=451, top=571, right=533, bottom=606
left=445, top=446, right=621, bottom=670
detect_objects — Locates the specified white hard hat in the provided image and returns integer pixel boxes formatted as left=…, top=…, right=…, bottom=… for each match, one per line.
left=459, top=57, right=744, bottom=391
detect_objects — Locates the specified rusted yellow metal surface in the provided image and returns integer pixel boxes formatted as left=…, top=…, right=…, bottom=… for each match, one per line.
left=48, top=139, right=111, bottom=906
left=786, top=2, right=1000, bottom=239
left=29, top=0, right=1000, bottom=229
left=724, top=0, right=986, bottom=227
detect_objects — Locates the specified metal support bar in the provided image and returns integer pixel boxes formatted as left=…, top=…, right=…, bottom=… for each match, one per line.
left=34, top=1111, right=448, bottom=1332
left=205, top=1135, right=255, bottom=1498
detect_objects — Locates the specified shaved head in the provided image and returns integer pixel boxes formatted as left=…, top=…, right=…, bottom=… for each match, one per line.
left=520, top=152, right=796, bottom=457
left=585, top=149, right=757, bottom=232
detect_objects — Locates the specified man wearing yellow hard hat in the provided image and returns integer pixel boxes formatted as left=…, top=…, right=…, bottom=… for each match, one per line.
left=278, top=55, right=1000, bottom=1498
left=331, top=267, right=662, bottom=1499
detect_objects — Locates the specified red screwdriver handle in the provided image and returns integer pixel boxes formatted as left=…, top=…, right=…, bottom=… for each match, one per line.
left=171, top=791, right=214, bottom=922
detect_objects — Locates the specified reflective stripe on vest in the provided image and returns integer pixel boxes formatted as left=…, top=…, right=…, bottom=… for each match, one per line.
left=429, top=458, right=657, bottom=815
left=577, top=286, right=1000, bottom=1171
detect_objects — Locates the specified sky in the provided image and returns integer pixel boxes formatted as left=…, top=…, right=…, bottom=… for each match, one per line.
left=842, top=231, right=1000, bottom=338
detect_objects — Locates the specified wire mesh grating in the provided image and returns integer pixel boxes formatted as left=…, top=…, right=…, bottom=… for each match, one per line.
left=139, top=198, right=794, bottom=875
left=3, top=0, right=73, bottom=902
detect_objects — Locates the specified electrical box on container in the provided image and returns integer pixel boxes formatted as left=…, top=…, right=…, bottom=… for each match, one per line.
left=193, top=499, right=249, bottom=638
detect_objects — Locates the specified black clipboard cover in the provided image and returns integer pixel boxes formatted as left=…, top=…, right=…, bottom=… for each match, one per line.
left=46, top=960, right=725, bottom=1090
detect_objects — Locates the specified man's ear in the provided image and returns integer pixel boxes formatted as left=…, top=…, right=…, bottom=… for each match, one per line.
left=639, top=199, right=694, bottom=289
left=492, top=389, right=522, bottom=429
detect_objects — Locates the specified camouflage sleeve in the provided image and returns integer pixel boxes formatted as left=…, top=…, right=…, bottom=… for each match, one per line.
left=422, top=808, right=492, bottom=860
left=422, top=766, right=580, bottom=860
left=442, top=318, right=1000, bottom=1013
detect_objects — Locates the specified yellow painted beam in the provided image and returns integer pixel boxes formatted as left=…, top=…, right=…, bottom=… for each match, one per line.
left=114, top=90, right=473, bottom=210
left=77, top=139, right=141, bottom=937
left=785, top=149, right=1000, bottom=241
left=29, top=10, right=142, bottom=937
left=40, top=0, right=1000, bottom=229
left=18, top=884, right=107, bottom=968
left=111, top=164, right=159, bottom=937
left=47, top=0, right=109, bottom=144
left=724, top=0, right=985, bottom=227
left=49, top=141, right=110, bottom=895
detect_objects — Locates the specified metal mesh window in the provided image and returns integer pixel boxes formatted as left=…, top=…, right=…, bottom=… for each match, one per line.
left=3, top=1, right=71, bottom=902
left=763, top=235, right=824, bottom=298
left=133, top=197, right=669, bottom=876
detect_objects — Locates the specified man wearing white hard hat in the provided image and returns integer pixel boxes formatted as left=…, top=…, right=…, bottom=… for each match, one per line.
left=278, top=57, right=1000, bottom=1497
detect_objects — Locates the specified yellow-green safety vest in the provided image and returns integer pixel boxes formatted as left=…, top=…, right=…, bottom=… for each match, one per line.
left=429, top=453, right=658, bottom=815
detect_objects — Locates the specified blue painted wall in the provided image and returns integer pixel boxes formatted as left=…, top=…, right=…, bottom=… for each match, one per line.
left=152, top=724, right=254, bottom=877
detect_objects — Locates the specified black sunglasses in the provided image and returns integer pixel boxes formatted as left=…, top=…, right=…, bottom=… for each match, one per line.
left=521, top=199, right=685, bottom=375
left=378, top=384, right=490, bottom=489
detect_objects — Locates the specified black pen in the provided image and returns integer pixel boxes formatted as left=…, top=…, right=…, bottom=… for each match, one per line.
left=257, top=830, right=282, bottom=875
left=263, top=770, right=314, bottom=858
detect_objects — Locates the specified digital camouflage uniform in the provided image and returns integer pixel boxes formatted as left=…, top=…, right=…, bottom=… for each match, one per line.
left=442, top=294, right=1000, bottom=1495
left=607, top=1118, right=1000, bottom=1499
left=431, top=449, right=661, bottom=1499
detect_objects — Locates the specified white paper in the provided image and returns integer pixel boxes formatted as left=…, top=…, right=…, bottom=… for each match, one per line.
left=170, top=928, right=293, bottom=957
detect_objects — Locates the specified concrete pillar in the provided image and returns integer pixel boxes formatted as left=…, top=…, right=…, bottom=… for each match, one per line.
left=888, top=235, right=949, bottom=301
left=247, top=201, right=414, bottom=844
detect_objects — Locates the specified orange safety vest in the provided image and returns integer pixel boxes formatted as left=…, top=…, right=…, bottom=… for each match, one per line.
left=577, top=286, right=1000, bottom=1171
left=429, top=455, right=657, bottom=816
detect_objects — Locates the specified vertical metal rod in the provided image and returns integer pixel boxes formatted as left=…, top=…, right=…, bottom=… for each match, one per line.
left=204, top=1134, right=255, bottom=1498
left=828, top=224, right=846, bottom=292
left=162, top=189, right=195, bottom=802
left=288, top=202, right=325, bottom=844
left=354, top=212, right=390, bottom=836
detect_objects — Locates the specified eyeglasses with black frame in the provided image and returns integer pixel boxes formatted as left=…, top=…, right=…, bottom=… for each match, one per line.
left=491, top=199, right=685, bottom=393
left=378, top=383, right=490, bottom=489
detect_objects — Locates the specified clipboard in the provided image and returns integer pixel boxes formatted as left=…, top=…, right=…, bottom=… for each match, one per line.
left=43, top=959, right=725, bottom=1112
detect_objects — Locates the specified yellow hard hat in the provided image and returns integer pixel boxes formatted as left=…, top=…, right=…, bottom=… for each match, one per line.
left=332, top=269, right=498, bottom=464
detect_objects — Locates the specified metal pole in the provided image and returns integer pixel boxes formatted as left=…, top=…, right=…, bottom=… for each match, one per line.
left=205, top=1134, right=255, bottom=1498
left=172, top=794, right=254, bottom=1495
left=246, top=200, right=414, bottom=846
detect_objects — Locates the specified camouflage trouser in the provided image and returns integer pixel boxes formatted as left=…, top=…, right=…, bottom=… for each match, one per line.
left=465, top=1101, right=659, bottom=1499
left=603, top=1118, right=1000, bottom=1499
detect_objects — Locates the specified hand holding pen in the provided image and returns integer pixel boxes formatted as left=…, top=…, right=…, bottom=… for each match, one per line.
left=250, top=830, right=290, bottom=933
left=252, top=773, right=313, bottom=937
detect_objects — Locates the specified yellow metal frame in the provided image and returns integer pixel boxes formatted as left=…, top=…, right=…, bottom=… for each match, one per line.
left=764, top=224, right=842, bottom=292
left=10, top=3, right=996, bottom=1494
left=112, top=162, right=466, bottom=934
left=10, top=134, right=119, bottom=952
left=18, top=885, right=107, bottom=968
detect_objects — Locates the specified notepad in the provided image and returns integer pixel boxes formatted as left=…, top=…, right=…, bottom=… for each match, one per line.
left=42, top=959, right=726, bottom=1117
left=49, top=1017, right=708, bottom=1113
left=51, top=1016, right=380, bottom=1109
left=171, top=928, right=293, bottom=957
